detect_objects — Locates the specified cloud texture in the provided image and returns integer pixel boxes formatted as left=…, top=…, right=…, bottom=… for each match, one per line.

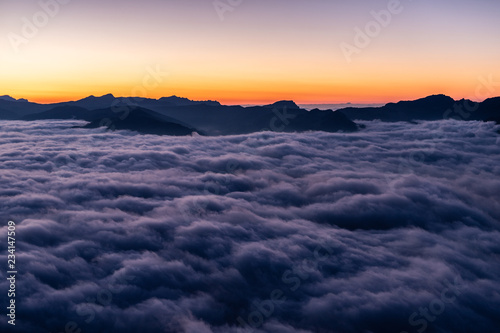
left=0, top=120, right=499, bottom=333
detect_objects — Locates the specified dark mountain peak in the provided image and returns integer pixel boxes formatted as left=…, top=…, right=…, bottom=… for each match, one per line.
left=341, top=94, right=460, bottom=122
left=83, top=106, right=199, bottom=136
left=158, top=96, right=221, bottom=106
left=389, top=94, right=454, bottom=107
left=419, top=94, right=455, bottom=104
left=159, top=95, right=190, bottom=103
left=79, top=93, right=115, bottom=101
left=163, top=95, right=180, bottom=99
left=0, top=95, right=17, bottom=102
left=309, top=108, right=334, bottom=113
left=422, top=93, right=453, bottom=100
left=481, top=96, right=500, bottom=104
left=456, top=98, right=476, bottom=103
left=265, top=100, right=300, bottom=109
left=474, top=97, right=500, bottom=124
left=67, top=94, right=118, bottom=110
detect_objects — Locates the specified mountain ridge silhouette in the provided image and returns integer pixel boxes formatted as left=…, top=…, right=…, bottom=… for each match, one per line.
left=2, top=94, right=499, bottom=135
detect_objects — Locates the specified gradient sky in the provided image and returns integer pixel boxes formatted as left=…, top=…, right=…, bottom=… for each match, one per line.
left=1, top=0, right=499, bottom=104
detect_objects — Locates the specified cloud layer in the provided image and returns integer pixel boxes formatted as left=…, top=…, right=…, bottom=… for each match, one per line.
left=0, top=120, right=499, bottom=333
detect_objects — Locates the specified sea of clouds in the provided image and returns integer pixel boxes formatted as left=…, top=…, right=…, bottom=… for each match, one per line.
left=0, top=120, right=499, bottom=333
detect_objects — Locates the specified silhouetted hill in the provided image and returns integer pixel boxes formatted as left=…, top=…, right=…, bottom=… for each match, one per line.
left=82, top=107, right=198, bottom=136
left=141, top=103, right=357, bottom=135
left=338, top=94, right=499, bottom=123
left=265, top=101, right=300, bottom=109
left=290, top=108, right=358, bottom=132
left=0, top=95, right=28, bottom=102
left=23, top=104, right=197, bottom=136
left=340, top=95, right=461, bottom=122
left=62, top=94, right=221, bottom=111
left=22, top=106, right=93, bottom=120
left=0, top=95, right=17, bottom=102
left=158, top=96, right=220, bottom=106
left=68, top=94, right=117, bottom=110
left=472, top=97, right=500, bottom=124
left=0, top=99, right=52, bottom=119
left=0, top=94, right=223, bottom=120
left=5, top=93, right=500, bottom=134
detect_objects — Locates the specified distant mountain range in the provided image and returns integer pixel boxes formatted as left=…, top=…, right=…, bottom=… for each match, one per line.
left=0, top=95, right=357, bottom=135
left=339, top=94, right=500, bottom=123
left=1, top=94, right=499, bottom=136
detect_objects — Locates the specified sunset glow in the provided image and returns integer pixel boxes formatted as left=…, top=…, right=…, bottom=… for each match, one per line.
left=1, top=0, right=499, bottom=104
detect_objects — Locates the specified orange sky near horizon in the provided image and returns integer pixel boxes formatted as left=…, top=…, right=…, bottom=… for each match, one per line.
left=1, top=0, right=499, bottom=105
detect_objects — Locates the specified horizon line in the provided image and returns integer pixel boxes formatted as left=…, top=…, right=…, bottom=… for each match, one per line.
left=1, top=93, right=494, bottom=107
